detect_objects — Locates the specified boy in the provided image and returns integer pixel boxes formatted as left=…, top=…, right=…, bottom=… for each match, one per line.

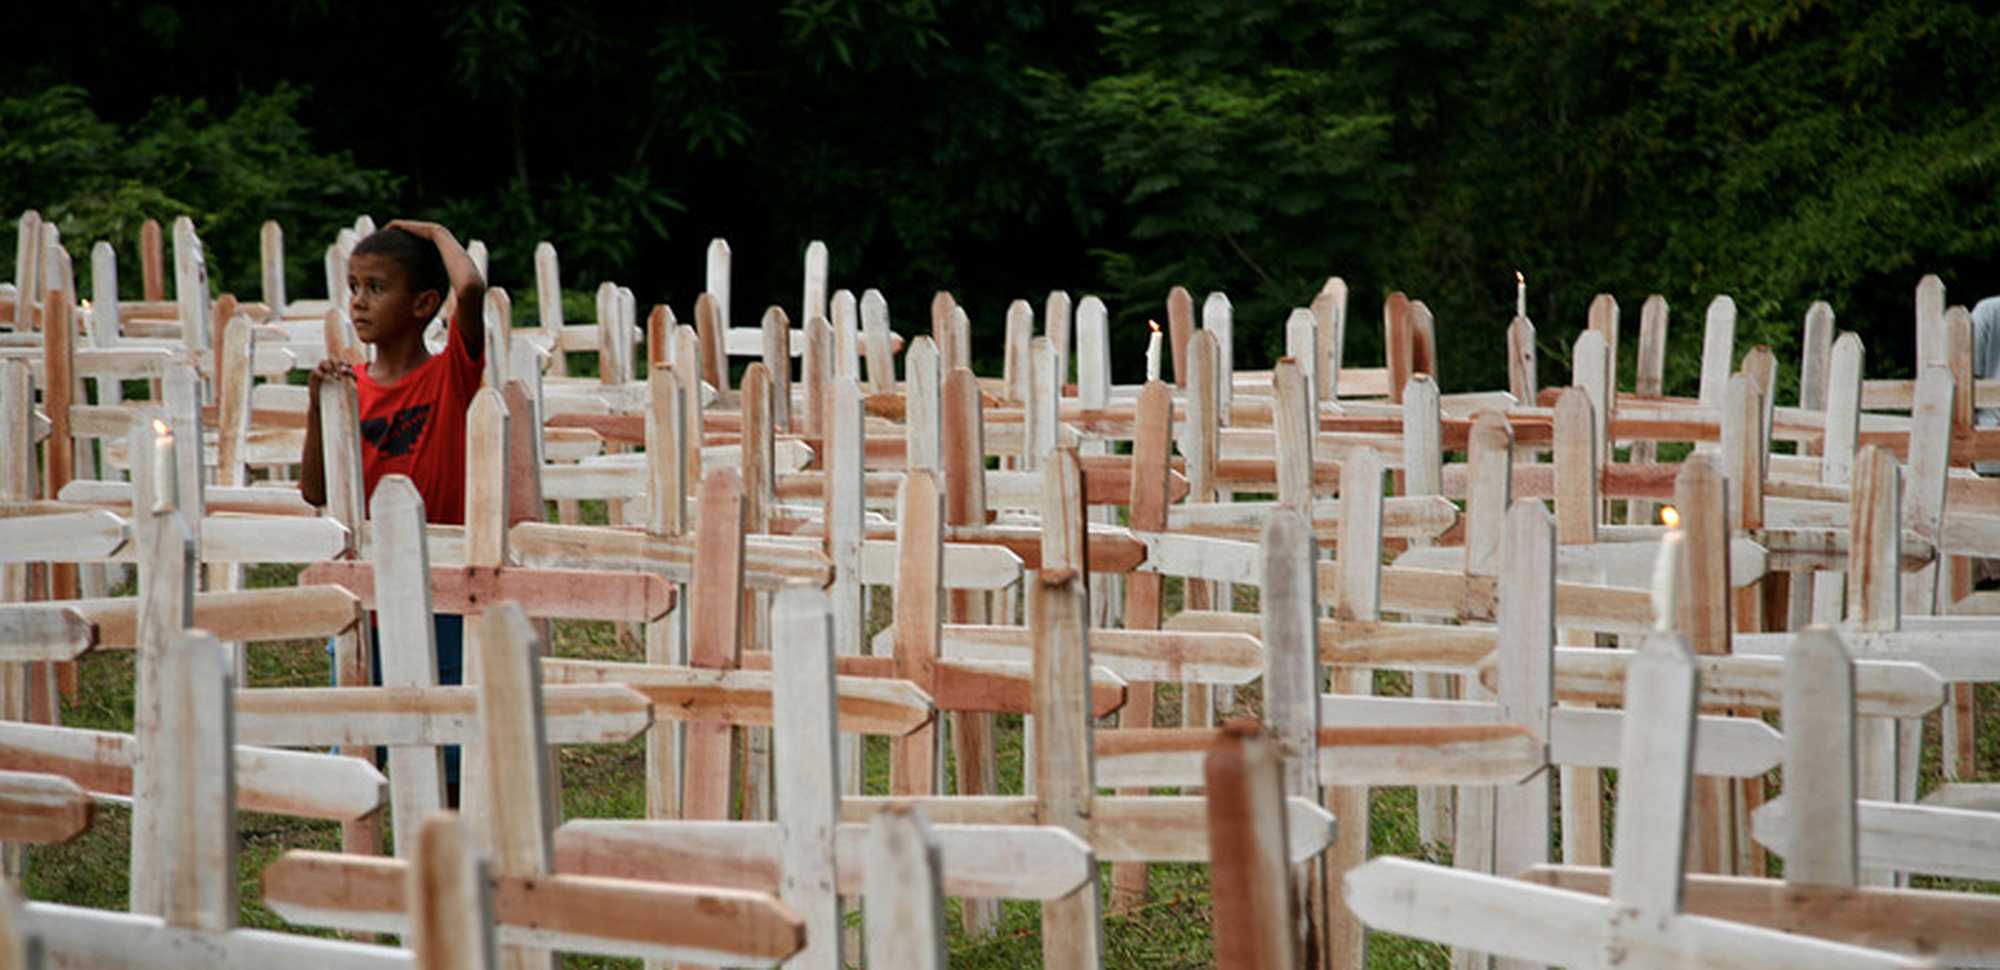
left=300, top=220, right=485, bottom=802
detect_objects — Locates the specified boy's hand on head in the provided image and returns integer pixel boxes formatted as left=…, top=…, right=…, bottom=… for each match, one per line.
left=384, top=219, right=445, bottom=241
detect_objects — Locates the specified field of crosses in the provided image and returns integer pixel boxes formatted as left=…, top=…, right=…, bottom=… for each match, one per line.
left=0, top=206, right=1997, bottom=969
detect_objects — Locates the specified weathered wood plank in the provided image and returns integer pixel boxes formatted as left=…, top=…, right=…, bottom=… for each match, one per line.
left=233, top=684, right=651, bottom=746
left=260, top=852, right=806, bottom=964
left=405, top=813, right=496, bottom=970
left=864, top=805, right=948, bottom=970
left=299, top=561, right=675, bottom=622
left=553, top=819, right=1092, bottom=901
left=1206, top=723, right=1297, bottom=970
left=1520, top=865, right=2000, bottom=966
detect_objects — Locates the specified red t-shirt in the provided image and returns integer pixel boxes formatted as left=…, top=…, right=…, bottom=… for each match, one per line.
left=354, top=317, right=482, bottom=525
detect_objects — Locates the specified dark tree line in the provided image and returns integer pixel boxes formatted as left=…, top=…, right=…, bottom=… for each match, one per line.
left=7, top=0, right=1999, bottom=391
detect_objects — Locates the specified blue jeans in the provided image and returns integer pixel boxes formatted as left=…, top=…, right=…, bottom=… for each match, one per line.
left=326, top=613, right=465, bottom=785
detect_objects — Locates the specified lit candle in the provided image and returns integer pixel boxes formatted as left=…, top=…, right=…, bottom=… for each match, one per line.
left=150, top=418, right=178, bottom=515
left=1145, top=320, right=1162, bottom=383
left=1651, top=506, right=1682, bottom=631
left=1515, top=270, right=1526, bottom=320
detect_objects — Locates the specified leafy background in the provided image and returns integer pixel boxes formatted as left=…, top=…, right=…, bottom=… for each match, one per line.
left=7, top=0, right=1999, bottom=392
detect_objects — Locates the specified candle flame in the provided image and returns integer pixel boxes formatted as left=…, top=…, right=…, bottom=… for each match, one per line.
left=1515, top=270, right=1524, bottom=286
left=151, top=419, right=170, bottom=436
left=1660, top=505, right=1680, bottom=529
left=1149, top=319, right=1160, bottom=333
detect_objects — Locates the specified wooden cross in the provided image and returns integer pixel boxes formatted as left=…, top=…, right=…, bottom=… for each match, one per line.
left=1162, top=433, right=1786, bottom=781
left=0, top=410, right=387, bottom=814
left=550, top=587, right=1089, bottom=967
left=1525, top=625, right=2000, bottom=964
left=840, top=449, right=1336, bottom=965
left=1204, top=720, right=1299, bottom=970
left=21, top=628, right=410, bottom=969
left=260, top=600, right=808, bottom=966
left=404, top=812, right=498, bottom=970
left=1343, top=630, right=1927, bottom=969
left=863, top=804, right=950, bottom=970
left=1732, top=444, right=2000, bottom=848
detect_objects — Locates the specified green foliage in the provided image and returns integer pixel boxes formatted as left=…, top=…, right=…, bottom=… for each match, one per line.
left=0, top=85, right=400, bottom=300
left=7, top=0, right=1998, bottom=391
left=1026, top=0, right=1401, bottom=361
left=1383, top=0, right=2000, bottom=391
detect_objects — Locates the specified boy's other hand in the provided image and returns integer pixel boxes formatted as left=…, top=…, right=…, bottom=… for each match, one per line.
left=308, top=358, right=355, bottom=397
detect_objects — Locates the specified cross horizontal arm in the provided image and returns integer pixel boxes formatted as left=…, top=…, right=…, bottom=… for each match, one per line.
left=887, top=623, right=1264, bottom=685
left=0, top=586, right=361, bottom=649
left=1521, top=864, right=2000, bottom=964
left=301, top=560, right=676, bottom=623
left=25, top=903, right=410, bottom=970
left=508, top=521, right=831, bottom=589
left=0, top=509, right=128, bottom=562
left=541, top=658, right=935, bottom=735
left=98, top=516, right=347, bottom=564
left=1482, top=648, right=1947, bottom=718
left=1094, top=724, right=1543, bottom=788
left=259, top=852, right=805, bottom=964
left=553, top=818, right=1092, bottom=901
left=731, top=651, right=1127, bottom=717
left=0, top=606, right=95, bottom=662
left=0, top=721, right=384, bottom=821
left=1318, top=695, right=1782, bottom=777
left=1344, top=857, right=1925, bottom=970
left=837, top=795, right=1335, bottom=864
left=1393, top=535, right=1768, bottom=589
left=234, top=683, right=653, bottom=746
left=1755, top=796, right=2000, bottom=882
left=59, top=479, right=318, bottom=517
left=0, top=769, right=92, bottom=843
left=1733, top=629, right=2000, bottom=682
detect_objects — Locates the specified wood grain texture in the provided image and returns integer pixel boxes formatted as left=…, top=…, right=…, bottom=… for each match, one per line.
left=1111, top=380, right=1172, bottom=910
left=1030, top=571, right=1105, bottom=969
left=474, top=603, right=557, bottom=970
left=127, top=411, right=197, bottom=918
left=683, top=469, right=745, bottom=823
left=371, top=477, right=446, bottom=853
left=1553, top=386, right=1604, bottom=868
left=1273, top=359, right=1314, bottom=511
left=407, top=813, right=497, bottom=970
left=864, top=806, right=949, bottom=970
left=154, top=632, right=236, bottom=932
left=1784, top=628, right=1858, bottom=888
left=1206, top=723, right=1297, bottom=970
left=771, top=588, right=842, bottom=968
left=941, top=365, right=1000, bottom=934
left=1674, top=453, right=1735, bottom=874
left=891, top=470, right=944, bottom=796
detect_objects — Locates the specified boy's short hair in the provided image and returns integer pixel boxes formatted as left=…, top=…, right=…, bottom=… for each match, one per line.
left=352, top=227, right=450, bottom=302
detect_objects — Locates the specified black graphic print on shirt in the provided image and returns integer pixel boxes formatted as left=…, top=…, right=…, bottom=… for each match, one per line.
left=359, top=403, right=433, bottom=458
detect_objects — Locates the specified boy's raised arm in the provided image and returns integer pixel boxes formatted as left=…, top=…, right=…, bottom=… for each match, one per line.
left=386, top=219, right=486, bottom=353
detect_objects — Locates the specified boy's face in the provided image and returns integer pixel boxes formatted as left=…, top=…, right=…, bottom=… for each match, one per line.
left=348, top=253, right=442, bottom=345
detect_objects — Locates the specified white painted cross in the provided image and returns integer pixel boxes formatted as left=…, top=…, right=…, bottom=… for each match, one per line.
left=1526, top=626, right=2000, bottom=965
left=1343, top=630, right=1927, bottom=969
left=22, top=628, right=409, bottom=969
left=260, top=601, right=808, bottom=966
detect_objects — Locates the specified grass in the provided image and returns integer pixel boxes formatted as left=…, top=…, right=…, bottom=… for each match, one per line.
left=20, top=540, right=2000, bottom=968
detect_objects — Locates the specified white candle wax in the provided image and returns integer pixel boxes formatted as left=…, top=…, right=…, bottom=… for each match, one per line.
left=1650, top=530, right=1683, bottom=631
left=151, top=422, right=178, bottom=515
left=1515, top=272, right=1527, bottom=320
left=1145, top=327, right=1162, bottom=383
